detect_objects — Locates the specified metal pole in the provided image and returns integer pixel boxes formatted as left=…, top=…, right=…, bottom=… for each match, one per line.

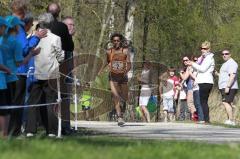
left=57, top=76, right=62, bottom=138
left=74, top=75, right=78, bottom=130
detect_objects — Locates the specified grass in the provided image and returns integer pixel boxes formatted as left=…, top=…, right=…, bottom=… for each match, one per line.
left=1, top=135, right=240, bottom=159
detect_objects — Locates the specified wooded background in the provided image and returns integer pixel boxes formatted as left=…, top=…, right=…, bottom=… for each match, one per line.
left=1, top=0, right=240, bottom=123
left=1, top=0, right=240, bottom=65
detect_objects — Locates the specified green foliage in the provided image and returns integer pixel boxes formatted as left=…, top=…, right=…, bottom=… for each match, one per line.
left=0, top=3, right=239, bottom=73
left=1, top=0, right=240, bottom=67
left=0, top=0, right=11, bottom=16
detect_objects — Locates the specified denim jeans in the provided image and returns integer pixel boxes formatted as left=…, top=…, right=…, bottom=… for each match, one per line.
left=163, top=97, right=174, bottom=113
left=193, top=90, right=204, bottom=121
left=179, top=99, right=190, bottom=120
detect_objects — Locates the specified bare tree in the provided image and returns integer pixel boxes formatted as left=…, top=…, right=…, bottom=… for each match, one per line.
left=124, top=0, right=136, bottom=80
left=89, top=0, right=115, bottom=82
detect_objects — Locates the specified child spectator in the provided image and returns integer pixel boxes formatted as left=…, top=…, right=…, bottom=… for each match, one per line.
left=159, top=67, right=178, bottom=122
left=175, top=70, right=189, bottom=121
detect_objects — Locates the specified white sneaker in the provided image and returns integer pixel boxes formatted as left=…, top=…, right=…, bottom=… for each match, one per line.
left=224, top=120, right=236, bottom=126
left=48, top=134, right=56, bottom=137
left=26, top=133, right=34, bottom=137
left=224, top=120, right=231, bottom=125
left=164, top=117, right=168, bottom=122
left=197, top=121, right=205, bottom=124
left=229, top=121, right=236, bottom=126
left=117, top=117, right=125, bottom=126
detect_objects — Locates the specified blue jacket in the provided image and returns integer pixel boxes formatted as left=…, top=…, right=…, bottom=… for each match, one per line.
left=0, top=43, right=7, bottom=90
left=17, top=24, right=40, bottom=73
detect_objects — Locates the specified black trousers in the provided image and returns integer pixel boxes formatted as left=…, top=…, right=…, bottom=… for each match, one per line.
left=198, top=83, right=213, bottom=122
left=25, top=79, right=58, bottom=134
left=8, top=76, right=26, bottom=136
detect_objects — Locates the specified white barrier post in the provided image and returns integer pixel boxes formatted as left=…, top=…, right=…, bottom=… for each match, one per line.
left=74, top=75, right=78, bottom=131
left=57, top=76, right=62, bottom=138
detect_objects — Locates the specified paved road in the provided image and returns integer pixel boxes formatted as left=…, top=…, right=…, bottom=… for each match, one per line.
left=74, top=121, right=240, bottom=143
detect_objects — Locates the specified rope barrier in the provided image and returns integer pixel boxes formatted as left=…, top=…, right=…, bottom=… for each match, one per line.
left=0, top=102, right=59, bottom=109
left=0, top=71, right=76, bottom=138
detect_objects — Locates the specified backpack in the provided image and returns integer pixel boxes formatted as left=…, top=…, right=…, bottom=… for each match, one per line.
left=147, top=95, right=157, bottom=112
left=109, top=48, right=127, bottom=74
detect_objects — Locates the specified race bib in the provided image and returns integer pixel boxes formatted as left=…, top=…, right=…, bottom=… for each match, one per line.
left=112, top=61, right=124, bottom=70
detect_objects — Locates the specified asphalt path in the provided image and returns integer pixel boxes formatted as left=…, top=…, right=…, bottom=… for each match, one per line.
left=75, top=121, right=240, bottom=143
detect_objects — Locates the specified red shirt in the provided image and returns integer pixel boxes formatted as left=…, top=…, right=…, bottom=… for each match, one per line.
left=170, top=75, right=180, bottom=95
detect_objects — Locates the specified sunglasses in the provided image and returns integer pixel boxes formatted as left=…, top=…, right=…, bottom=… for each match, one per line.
left=201, top=47, right=209, bottom=50
left=183, top=59, right=189, bottom=62
left=222, top=53, right=230, bottom=56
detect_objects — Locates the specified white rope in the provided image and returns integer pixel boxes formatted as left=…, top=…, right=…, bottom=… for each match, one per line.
left=0, top=102, right=59, bottom=109
left=59, top=72, right=80, bottom=85
left=16, top=72, right=59, bottom=76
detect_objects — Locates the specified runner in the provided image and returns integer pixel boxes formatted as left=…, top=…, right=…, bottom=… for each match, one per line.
left=106, top=33, right=131, bottom=126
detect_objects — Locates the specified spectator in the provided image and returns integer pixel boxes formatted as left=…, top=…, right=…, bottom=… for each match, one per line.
left=63, top=16, right=75, bottom=37
left=137, top=61, right=152, bottom=122
left=25, top=13, right=64, bottom=137
left=180, top=55, right=205, bottom=123
left=47, top=3, right=74, bottom=135
left=8, top=0, right=47, bottom=136
left=186, top=41, right=215, bottom=123
left=175, top=70, right=189, bottom=121
left=3, top=16, right=41, bottom=137
left=0, top=17, right=11, bottom=138
left=159, top=68, right=177, bottom=122
left=216, top=49, right=238, bottom=126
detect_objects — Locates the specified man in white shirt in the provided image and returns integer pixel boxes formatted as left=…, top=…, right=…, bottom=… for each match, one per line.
left=217, top=49, right=238, bottom=126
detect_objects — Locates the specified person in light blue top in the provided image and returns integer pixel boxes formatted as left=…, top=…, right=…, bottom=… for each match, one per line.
left=0, top=17, right=11, bottom=89
left=0, top=16, right=12, bottom=138
left=3, top=15, right=38, bottom=84
left=0, top=16, right=24, bottom=83
left=2, top=15, right=40, bottom=137
left=8, top=0, right=47, bottom=136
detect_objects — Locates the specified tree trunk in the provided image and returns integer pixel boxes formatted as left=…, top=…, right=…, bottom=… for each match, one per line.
left=124, top=0, right=136, bottom=42
left=124, top=0, right=136, bottom=122
left=142, top=2, right=149, bottom=60
left=90, top=0, right=114, bottom=81
left=124, top=0, right=136, bottom=80
left=96, top=0, right=114, bottom=56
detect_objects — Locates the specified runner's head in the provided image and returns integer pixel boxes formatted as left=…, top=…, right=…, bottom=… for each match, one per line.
left=110, top=33, right=124, bottom=49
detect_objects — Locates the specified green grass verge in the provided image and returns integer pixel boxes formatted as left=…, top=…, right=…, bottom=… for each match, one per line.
left=1, top=136, right=240, bottom=159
